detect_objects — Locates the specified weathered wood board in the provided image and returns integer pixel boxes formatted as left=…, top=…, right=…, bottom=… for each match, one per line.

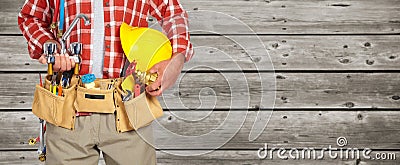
left=0, top=73, right=398, bottom=109
left=3, top=0, right=400, bottom=35
left=2, top=35, right=400, bottom=72
left=1, top=150, right=399, bottom=165
left=2, top=0, right=399, bottom=164
left=1, top=111, right=400, bottom=150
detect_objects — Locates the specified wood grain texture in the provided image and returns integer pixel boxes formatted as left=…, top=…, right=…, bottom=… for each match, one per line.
left=1, top=150, right=399, bottom=165
left=2, top=35, right=400, bottom=72
left=3, top=0, right=400, bottom=34
left=1, top=111, right=399, bottom=150
left=0, top=73, right=398, bottom=109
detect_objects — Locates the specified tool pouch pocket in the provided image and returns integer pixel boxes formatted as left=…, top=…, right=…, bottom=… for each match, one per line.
left=32, top=84, right=77, bottom=130
left=123, top=92, right=163, bottom=130
left=74, top=86, right=116, bottom=113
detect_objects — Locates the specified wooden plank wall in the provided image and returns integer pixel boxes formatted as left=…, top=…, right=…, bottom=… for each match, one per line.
left=0, top=0, right=399, bottom=164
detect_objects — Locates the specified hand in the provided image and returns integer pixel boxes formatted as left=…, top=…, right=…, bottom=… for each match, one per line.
left=38, top=40, right=76, bottom=72
left=146, top=53, right=185, bottom=96
left=39, top=53, right=76, bottom=72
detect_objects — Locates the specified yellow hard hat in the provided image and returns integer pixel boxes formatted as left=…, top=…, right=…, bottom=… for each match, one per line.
left=120, top=22, right=172, bottom=72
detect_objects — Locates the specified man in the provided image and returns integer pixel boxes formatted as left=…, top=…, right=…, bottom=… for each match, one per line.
left=18, top=0, right=193, bottom=164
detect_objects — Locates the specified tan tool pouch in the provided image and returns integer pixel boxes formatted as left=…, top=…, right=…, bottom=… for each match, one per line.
left=123, top=92, right=163, bottom=130
left=114, top=83, right=163, bottom=131
left=32, top=75, right=163, bottom=132
left=74, top=85, right=116, bottom=113
left=32, top=75, right=78, bottom=130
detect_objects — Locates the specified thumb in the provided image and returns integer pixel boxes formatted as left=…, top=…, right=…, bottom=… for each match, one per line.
left=38, top=54, right=47, bottom=64
left=149, top=64, right=159, bottom=74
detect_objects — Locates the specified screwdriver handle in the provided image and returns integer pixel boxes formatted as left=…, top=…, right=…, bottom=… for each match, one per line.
left=52, top=85, right=57, bottom=95
left=43, top=42, right=56, bottom=75
left=58, top=84, right=63, bottom=96
left=48, top=64, right=53, bottom=75
left=74, top=64, right=79, bottom=75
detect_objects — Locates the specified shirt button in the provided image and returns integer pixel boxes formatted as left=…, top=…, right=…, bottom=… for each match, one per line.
left=105, top=2, right=109, bottom=6
left=106, top=45, right=110, bottom=48
left=104, top=71, right=109, bottom=74
left=106, top=24, right=111, bottom=28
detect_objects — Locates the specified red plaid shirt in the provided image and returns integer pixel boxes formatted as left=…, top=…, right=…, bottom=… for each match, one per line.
left=18, top=0, right=193, bottom=78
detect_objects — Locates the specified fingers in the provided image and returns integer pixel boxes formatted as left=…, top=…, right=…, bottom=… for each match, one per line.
left=51, top=53, right=75, bottom=72
left=60, top=54, right=66, bottom=71
left=147, top=87, right=163, bottom=96
left=65, top=54, right=71, bottom=71
left=38, top=54, right=47, bottom=64
left=146, top=78, right=162, bottom=92
left=70, top=57, right=76, bottom=68
left=53, top=54, right=61, bottom=72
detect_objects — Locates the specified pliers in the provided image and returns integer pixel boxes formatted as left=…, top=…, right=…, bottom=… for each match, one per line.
left=132, top=71, right=145, bottom=97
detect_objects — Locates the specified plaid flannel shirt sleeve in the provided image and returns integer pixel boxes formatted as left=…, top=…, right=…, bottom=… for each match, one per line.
left=149, top=0, right=194, bottom=62
left=18, top=0, right=55, bottom=59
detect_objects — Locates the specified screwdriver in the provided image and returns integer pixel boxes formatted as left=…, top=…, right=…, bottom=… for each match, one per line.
left=58, top=84, right=63, bottom=96
left=57, top=74, right=63, bottom=96
left=52, top=85, right=57, bottom=95
left=39, top=73, right=43, bottom=87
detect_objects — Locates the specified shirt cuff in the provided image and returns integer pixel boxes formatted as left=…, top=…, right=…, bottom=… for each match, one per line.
left=171, top=38, right=194, bottom=63
left=28, top=31, right=54, bottom=59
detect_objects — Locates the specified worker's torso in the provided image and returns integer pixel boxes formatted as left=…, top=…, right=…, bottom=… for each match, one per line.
left=50, top=0, right=152, bottom=78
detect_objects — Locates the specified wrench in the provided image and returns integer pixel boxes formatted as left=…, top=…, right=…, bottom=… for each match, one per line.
left=69, top=42, right=82, bottom=75
left=37, top=119, right=45, bottom=154
left=43, top=43, right=56, bottom=75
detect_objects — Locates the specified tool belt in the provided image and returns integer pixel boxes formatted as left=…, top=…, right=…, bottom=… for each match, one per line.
left=32, top=74, right=163, bottom=132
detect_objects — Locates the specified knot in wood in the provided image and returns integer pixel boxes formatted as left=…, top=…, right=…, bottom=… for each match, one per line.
left=272, top=43, right=279, bottom=49
left=392, top=95, right=400, bottom=100
left=276, top=75, right=286, bottom=79
left=339, top=58, right=351, bottom=64
left=252, top=57, right=261, bottom=63
left=357, top=114, right=363, bottom=120
left=366, top=59, right=374, bottom=65
left=344, top=102, right=355, bottom=108
left=330, top=3, right=351, bottom=7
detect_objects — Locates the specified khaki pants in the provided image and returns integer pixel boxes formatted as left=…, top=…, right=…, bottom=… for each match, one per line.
left=45, top=113, right=156, bottom=165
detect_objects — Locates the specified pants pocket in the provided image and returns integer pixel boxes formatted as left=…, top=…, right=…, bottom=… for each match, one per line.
left=123, top=93, right=163, bottom=130
left=32, top=85, right=76, bottom=130
left=74, top=86, right=116, bottom=113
